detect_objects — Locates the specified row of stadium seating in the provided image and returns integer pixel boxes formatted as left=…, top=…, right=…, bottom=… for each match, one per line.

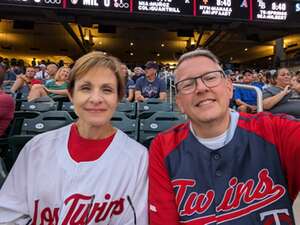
left=0, top=110, right=186, bottom=172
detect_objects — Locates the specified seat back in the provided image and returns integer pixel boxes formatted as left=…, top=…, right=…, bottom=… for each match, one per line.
left=111, top=112, right=138, bottom=140
left=20, top=101, right=58, bottom=112
left=116, top=101, right=136, bottom=118
left=139, top=111, right=186, bottom=147
left=21, top=111, right=74, bottom=135
left=138, top=101, right=172, bottom=119
left=0, top=157, right=8, bottom=189
left=9, top=111, right=41, bottom=136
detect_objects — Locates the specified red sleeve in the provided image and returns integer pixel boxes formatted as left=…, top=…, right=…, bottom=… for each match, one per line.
left=239, top=113, right=300, bottom=202
left=149, top=134, right=180, bottom=225
left=272, top=115, right=300, bottom=202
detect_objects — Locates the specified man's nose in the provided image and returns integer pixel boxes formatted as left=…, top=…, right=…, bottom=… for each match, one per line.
left=195, top=78, right=209, bottom=93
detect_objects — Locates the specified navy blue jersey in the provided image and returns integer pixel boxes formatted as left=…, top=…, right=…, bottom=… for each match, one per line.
left=149, top=112, right=300, bottom=225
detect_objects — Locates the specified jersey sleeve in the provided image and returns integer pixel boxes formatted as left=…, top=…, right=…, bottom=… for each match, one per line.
left=135, top=78, right=143, bottom=91
left=149, top=135, right=180, bottom=225
left=0, top=143, right=31, bottom=224
left=233, top=88, right=242, bottom=101
left=272, top=115, right=300, bottom=202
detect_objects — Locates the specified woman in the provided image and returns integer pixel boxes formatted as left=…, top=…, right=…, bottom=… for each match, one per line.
left=0, top=52, right=148, bottom=224
left=27, top=66, right=70, bottom=101
left=120, top=63, right=135, bottom=102
left=10, top=66, right=36, bottom=93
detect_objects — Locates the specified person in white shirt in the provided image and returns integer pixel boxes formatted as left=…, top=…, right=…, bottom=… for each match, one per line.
left=0, top=51, right=148, bottom=225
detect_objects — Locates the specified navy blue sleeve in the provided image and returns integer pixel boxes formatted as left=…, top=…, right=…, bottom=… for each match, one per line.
left=234, top=88, right=242, bottom=100
left=135, top=78, right=143, bottom=91
left=127, top=79, right=135, bottom=90
left=159, top=79, right=167, bottom=92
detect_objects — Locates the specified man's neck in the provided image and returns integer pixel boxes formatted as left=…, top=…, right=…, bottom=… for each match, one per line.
left=191, top=111, right=231, bottom=139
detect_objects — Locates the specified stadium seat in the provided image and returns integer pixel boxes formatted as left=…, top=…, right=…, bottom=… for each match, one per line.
left=0, top=157, right=8, bottom=188
left=137, top=100, right=172, bottom=119
left=111, top=112, right=138, bottom=140
left=20, top=101, right=58, bottom=112
left=139, top=111, right=186, bottom=147
left=116, top=101, right=136, bottom=118
left=61, top=102, right=77, bottom=119
left=4, top=111, right=74, bottom=171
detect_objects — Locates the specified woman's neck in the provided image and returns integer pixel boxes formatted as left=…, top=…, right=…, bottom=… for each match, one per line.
left=76, top=121, right=115, bottom=140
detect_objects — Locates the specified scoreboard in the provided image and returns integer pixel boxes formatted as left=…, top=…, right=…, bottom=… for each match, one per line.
left=0, top=0, right=299, bottom=23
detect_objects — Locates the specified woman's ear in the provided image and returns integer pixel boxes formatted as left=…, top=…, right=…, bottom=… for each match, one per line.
left=67, top=89, right=73, bottom=103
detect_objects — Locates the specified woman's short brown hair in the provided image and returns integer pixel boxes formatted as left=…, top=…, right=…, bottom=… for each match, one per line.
left=68, top=51, right=125, bottom=101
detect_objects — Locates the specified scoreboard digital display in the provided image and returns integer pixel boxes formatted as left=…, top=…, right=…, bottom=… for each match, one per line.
left=196, top=0, right=250, bottom=21
left=133, top=0, right=194, bottom=16
left=66, top=0, right=130, bottom=12
left=0, top=0, right=299, bottom=23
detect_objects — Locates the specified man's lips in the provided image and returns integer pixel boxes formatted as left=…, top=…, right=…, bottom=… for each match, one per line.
left=195, top=99, right=216, bottom=107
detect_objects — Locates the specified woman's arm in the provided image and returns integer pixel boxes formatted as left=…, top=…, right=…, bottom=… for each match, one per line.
left=263, top=86, right=290, bottom=110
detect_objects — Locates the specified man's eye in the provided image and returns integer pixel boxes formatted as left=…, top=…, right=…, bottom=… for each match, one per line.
left=180, top=80, right=194, bottom=89
left=203, top=75, right=217, bottom=82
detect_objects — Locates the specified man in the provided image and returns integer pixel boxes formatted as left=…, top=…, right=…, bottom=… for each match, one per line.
left=135, top=61, right=166, bottom=101
left=46, top=63, right=58, bottom=80
left=234, top=69, right=260, bottom=113
left=0, top=65, right=15, bottom=137
left=149, top=49, right=300, bottom=224
left=132, top=66, right=144, bottom=83
left=263, top=68, right=300, bottom=117
left=34, top=64, right=48, bottom=80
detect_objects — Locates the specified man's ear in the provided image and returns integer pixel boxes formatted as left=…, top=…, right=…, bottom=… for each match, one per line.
left=226, top=77, right=234, bottom=99
left=176, top=95, right=185, bottom=114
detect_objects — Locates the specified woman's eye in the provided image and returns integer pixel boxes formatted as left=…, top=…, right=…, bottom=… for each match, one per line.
left=103, top=88, right=113, bottom=93
left=80, top=86, right=90, bottom=91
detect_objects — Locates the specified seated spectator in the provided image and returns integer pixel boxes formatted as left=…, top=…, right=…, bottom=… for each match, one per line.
left=120, top=63, right=135, bottom=102
left=34, top=64, right=48, bottom=80
left=291, top=73, right=300, bottom=99
left=263, top=67, right=300, bottom=117
left=234, top=69, right=260, bottom=113
left=45, top=63, right=58, bottom=81
left=10, top=66, right=36, bottom=93
left=27, top=66, right=70, bottom=102
left=132, top=66, right=145, bottom=83
left=135, top=61, right=166, bottom=101
left=0, top=67, right=15, bottom=137
left=1, top=63, right=17, bottom=86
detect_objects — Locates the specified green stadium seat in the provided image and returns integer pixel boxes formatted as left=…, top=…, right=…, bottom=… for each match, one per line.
left=116, top=101, right=136, bottom=118
left=138, top=101, right=172, bottom=119
left=20, top=101, right=58, bottom=112
left=111, top=112, right=138, bottom=140
left=139, top=111, right=186, bottom=148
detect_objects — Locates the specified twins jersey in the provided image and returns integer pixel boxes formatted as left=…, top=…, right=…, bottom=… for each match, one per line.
left=149, top=112, right=300, bottom=225
left=0, top=125, right=148, bottom=225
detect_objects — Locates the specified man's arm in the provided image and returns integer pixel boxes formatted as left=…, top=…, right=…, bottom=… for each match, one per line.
left=273, top=115, right=300, bottom=202
left=134, top=79, right=145, bottom=102
left=149, top=136, right=180, bottom=225
left=158, top=79, right=167, bottom=101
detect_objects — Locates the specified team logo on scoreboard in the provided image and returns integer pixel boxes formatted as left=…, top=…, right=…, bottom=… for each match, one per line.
left=296, top=3, right=300, bottom=12
left=240, top=0, right=248, bottom=8
left=70, top=0, right=79, bottom=5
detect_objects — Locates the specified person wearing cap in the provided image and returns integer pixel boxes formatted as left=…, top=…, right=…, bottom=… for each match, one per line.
left=135, top=61, right=166, bottom=101
left=34, top=64, right=48, bottom=80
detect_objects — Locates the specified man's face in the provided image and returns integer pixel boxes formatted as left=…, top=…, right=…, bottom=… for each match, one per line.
left=243, top=72, right=254, bottom=84
left=175, top=56, right=233, bottom=125
left=145, top=68, right=157, bottom=80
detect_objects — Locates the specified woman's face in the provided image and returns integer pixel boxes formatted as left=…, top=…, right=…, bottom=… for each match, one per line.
left=276, top=68, right=291, bottom=88
left=70, top=66, right=119, bottom=128
left=56, top=67, right=70, bottom=81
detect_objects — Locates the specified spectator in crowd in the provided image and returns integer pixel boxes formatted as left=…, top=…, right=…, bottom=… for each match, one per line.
left=234, top=69, right=259, bottom=113
left=3, top=64, right=17, bottom=86
left=34, top=64, right=48, bottom=80
left=291, top=73, right=300, bottom=99
left=45, top=63, right=58, bottom=81
left=149, top=49, right=300, bottom=224
left=135, top=61, right=166, bottom=101
left=0, top=51, right=148, bottom=224
left=10, top=66, right=36, bottom=93
left=0, top=66, right=15, bottom=137
left=263, top=67, right=300, bottom=117
left=132, top=66, right=145, bottom=82
left=120, top=63, right=135, bottom=102
left=27, top=66, right=70, bottom=101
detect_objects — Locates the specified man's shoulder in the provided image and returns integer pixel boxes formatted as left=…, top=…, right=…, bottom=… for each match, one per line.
left=136, top=76, right=146, bottom=83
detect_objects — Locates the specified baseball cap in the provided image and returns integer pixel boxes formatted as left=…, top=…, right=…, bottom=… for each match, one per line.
left=224, top=69, right=234, bottom=76
left=145, top=61, right=159, bottom=70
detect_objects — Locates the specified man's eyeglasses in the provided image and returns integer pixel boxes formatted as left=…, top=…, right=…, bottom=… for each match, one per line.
left=175, top=70, right=225, bottom=94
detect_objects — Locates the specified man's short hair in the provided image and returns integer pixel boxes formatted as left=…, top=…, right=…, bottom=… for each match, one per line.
left=145, top=61, right=159, bottom=70
left=242, top=69, right=253, bottom=76
left=176, top=49, right=220, bottom=68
